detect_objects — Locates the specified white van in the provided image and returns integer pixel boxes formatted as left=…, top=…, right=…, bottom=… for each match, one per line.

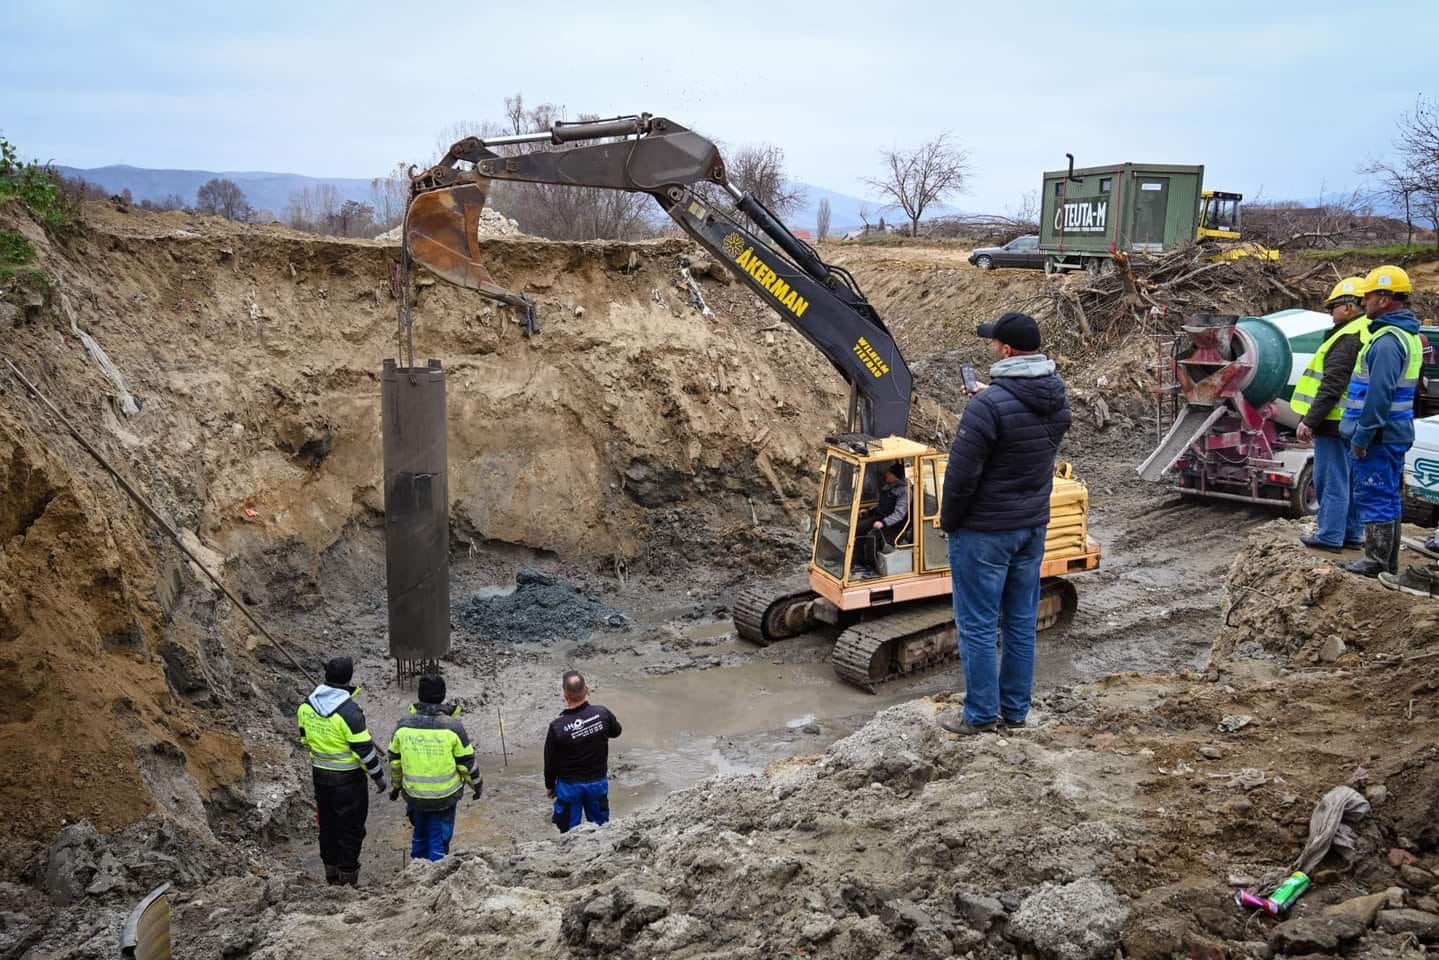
left=1406, top=414, right=1439, bottom=526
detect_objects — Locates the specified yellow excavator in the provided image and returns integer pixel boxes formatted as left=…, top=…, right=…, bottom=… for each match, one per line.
left=400, top=113, right=1101, bottom=690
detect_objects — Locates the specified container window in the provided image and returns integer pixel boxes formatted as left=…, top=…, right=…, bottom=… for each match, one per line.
left=1054, top=181, right=1064, bottom=198
left=1099, top=177, right=1112, bottom=193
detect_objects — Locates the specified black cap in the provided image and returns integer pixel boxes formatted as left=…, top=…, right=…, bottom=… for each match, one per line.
left=418, top=674, right=446, bottom=704
left=883, top=460, right=905, bottom=478
left=976, top=312, right=1041, bottom=351
left=324, top=656, right=353, bottom=686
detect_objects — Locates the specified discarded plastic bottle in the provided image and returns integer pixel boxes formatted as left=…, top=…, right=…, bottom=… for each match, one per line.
left=1233, top=872, right=1310, bottom=916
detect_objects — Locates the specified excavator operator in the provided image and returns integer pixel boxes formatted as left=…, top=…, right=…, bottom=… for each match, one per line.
left=853, top=461, right=909, bottom=575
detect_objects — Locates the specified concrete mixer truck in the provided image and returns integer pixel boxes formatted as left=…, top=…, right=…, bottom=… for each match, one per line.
left=1137, top=309, right=1338, bottom=516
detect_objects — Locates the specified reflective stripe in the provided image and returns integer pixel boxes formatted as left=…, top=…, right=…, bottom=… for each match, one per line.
left=311, top=750, right=353, bottom=760
left=1342, top=324, right=1424, bottom=424
left=1291, top=316, right=1370, bottom=421
left=404, top=772, right=458, bottom=783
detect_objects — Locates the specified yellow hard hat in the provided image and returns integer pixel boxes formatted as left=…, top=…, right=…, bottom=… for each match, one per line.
left=1364, top=264, right=1413, bottom=296
left=1324, top=277, right=1367, bottom=305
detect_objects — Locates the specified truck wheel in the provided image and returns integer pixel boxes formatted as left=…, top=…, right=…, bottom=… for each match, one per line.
left=1085, top=258, right=1102, bottom=278
left=975, top=254, right=993, bottom=270
left=1044, top=256, right=1058, bottom=276
left=1288, top=461, right=1317, bottom=519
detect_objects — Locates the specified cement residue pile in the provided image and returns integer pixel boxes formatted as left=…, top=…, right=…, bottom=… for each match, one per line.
left=453, top=568, right=627, bottom=644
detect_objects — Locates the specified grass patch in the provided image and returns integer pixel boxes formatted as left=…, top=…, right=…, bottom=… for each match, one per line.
left=0, top=137, right=76, bottom=229
left=1301, top=243, right=1439, bottom=261
left=0, top=229, right=48, bottom=303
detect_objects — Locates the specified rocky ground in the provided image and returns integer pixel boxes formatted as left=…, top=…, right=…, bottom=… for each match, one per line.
left=4, top=205, right=1439, bottom=959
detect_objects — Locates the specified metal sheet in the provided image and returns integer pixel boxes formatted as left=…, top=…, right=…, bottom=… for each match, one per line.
left=381, top=359, right=450, bottom=670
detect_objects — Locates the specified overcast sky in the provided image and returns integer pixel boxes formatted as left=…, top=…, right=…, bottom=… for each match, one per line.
left=3, top=0, right=1435, bottom=213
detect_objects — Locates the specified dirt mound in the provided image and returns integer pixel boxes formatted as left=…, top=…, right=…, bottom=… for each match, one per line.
left=1214, top=522, right=1439, bottom=664
left=453, top=568, right=626, bottom=645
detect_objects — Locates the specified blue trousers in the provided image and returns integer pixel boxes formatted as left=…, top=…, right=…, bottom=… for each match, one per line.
left=949, top=526, right=1046, bottom=726
left=1312, top=434, right=1363, bottom=546
left=552, top=778, right=609, bottom=833
left=407, top=803, right=456, bottom=861
left=1351, top=442, right=1408, bottom=524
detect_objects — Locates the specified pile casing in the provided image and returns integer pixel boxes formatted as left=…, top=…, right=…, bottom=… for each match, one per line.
left=381, top=359, right=450, bottom=663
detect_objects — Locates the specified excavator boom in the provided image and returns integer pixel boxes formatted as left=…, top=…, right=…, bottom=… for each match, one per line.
left=404, top=114, right=913, bottom=438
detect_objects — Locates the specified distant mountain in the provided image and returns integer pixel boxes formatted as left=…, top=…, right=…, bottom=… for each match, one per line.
left=791, top=183, right=959, bottom=235
left=54, top=164, right=377, bottom=216
left=55, top=163, right=957, bottom=232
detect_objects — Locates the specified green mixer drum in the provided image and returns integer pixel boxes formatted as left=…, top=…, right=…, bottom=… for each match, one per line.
left=1235, top=316, right=1294, bottom=407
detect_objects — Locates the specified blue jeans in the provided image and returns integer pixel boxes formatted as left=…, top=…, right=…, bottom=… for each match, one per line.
left=1351, top=442, right=1408, bottom=524
left=1312, top=434, right=1363, bottom=546
left=552, top=778, right=609, bottom=833
left=948, top=526, right=1046, bottom=726
left=407, top=803, right=456, bottom=861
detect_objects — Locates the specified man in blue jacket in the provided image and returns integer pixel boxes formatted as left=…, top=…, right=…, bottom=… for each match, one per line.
left=1339, top=265, right=1425, bottom=577
left=938, top=312, right=1071, bottom=735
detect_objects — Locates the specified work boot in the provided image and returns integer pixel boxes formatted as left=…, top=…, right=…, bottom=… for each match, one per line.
left=324, top=865, right=340, bottom=886
left=1299, top=534, right=1343, bottom=553
left=1388, top=520, right=1403, bottom=575
left=1340, top=524, right=1388, bottom=578
left=938, top=711, right=995, bottom=736
left=336, top=868, right=359, bottom=887
left=1379, top=564, right=1439, bottom=598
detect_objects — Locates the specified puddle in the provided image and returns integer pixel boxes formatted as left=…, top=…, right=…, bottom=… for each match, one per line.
left=680, top=621, right=737, bottom=641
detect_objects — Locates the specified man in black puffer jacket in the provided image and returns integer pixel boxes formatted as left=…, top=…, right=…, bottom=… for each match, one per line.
left=938, top=312, right=1071, bottom=736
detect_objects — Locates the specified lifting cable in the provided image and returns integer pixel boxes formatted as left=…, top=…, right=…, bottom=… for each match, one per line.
left=3, top=358, right=319, bottom=687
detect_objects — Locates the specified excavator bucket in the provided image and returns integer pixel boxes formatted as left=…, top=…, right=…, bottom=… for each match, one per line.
left=404, top=182, right=537, bottom=331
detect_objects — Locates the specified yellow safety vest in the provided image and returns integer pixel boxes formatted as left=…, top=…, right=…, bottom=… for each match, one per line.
left=388, top=709, right=477, bottom=807
left=1290, top=316, right=1371, bottom=421
left=297, top=686, right=379, bottom=774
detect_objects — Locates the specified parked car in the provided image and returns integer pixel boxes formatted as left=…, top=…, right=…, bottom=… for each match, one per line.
left=967, top=235, right=1043, bottom=270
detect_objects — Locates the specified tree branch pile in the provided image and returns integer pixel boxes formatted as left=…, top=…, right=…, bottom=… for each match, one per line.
left=1048, top=246, right=1337, bottom=343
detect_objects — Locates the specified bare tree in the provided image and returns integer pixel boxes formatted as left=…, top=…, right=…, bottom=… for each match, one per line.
left=1360, top=155, right=1420, bottom=246
left=816, top=197, right=831, bottom=241
left=1243, top=188, right=1378, bottom=249
left=196, top=178, right=251, bottom=221
left=369, top=162, right=411, bottom=231
left=1391, top=95, right=1439, bottom=248
left=865, top=133, right=970, bottom=237
left=333, top=200, right=376, bottom=238
left=284, top=184, right=344, bottom=234
left=726, top=143, right=804, bottom=217
left=857, top=201, right=878, bottom=233
left=1009, top=190, right=1040, bottom=229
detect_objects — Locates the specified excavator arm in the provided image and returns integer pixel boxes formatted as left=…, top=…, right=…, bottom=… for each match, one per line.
left=405, top=114, right=913, bottom=438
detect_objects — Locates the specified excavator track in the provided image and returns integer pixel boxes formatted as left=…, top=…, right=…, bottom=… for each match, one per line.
left=832, top=578, right=1080, bottom=692
left=732, top=586, right=820, bottom=646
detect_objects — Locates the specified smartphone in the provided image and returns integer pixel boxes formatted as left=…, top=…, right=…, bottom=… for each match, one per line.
left=961, top=363, right=979, bottom=396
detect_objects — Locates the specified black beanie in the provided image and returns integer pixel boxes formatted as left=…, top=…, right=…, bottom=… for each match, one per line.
left=324, top=656, right=353, bottom=686
left=418, top=674, right=446, bottom=704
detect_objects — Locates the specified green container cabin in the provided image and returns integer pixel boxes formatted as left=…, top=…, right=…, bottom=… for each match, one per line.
left=1038, top=162, right=1205, bottom=273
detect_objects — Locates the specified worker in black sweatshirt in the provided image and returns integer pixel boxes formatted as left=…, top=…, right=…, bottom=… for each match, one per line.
left=543, top=670, right=622, bottom=833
